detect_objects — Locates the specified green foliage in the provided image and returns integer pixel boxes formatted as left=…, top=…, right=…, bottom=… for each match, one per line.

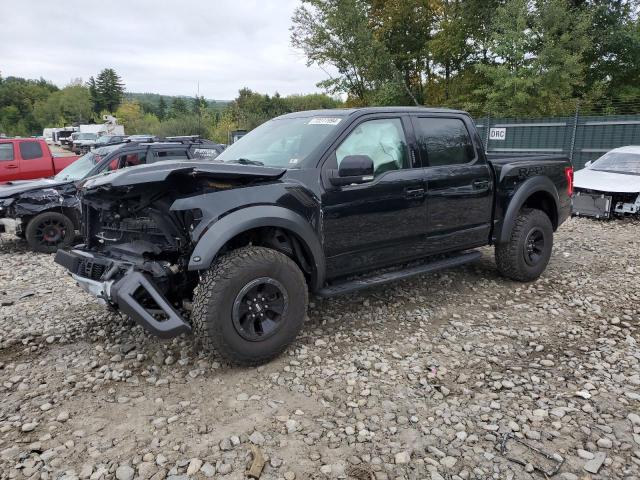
left=291, top=0, right=640, bottom=116
left=33, top=85, right=93, bottom=127
left=0, top=75, right=58, bottom=135
left=169, top=97, right=189, bottom=118
left=114, top=101, right=160, bottom=134
left=89, top=68, right=125, bottom=114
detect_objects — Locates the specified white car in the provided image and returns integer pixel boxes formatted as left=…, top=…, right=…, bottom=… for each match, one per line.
left=572, top=146, right=640, bottom=218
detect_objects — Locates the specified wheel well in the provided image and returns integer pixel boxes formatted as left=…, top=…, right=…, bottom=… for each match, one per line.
left=523, top=191, right=558, bottom=230
left=218, top=226, right=315, bottom=283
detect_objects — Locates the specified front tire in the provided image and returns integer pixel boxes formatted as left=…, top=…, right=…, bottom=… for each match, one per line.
left=192, top=246, right=308, bottom=366
left=495, top=208, right=553, bottom=282
left=25, top=212, right=75, bottom=253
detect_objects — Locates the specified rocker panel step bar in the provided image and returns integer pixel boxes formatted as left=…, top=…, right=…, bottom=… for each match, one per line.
left=316, top=250, right=482, bottom=297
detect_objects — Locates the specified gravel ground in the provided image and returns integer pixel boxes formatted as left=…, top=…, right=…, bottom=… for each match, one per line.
left=1, top=217, right=639, bottom=480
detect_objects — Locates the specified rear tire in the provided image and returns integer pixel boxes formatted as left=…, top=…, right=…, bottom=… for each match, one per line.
left=192, top=246, right=308, bottom=366
left=495, top=208, right=553, bottom=282
left=25, top=212, right=75, bottom=253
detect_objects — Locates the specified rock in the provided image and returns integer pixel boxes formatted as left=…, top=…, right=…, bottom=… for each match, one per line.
left=583, top=452, right=606, bottom=474
left=21, top=422, right=37, bottom=432
left=186, top=458, right=202, bottom=476
left=395, top=451, right=411, bottom=464
left=441, top=456, right=457, bottom=469
left=249, top=431, right=265, bottom=445
left=115, top=465, right=135, bottom=480
left=284, top=472, right=296, bottom=480
left=597, top=437, right=612, bottom=449
left=286, top=419, right=298, bottom=434
left=628, top=413, right=640, bottom=426
left=577, top=449, right=594, bottom=460
left=200, top=463, right=215, bottom=477
left=217, top=463, right=232, bottom=475
left=57, top=411, right=70, bottom=422
left=79, top=464, right=93, bottom=479
left=137, top=462, right=157, bottom=480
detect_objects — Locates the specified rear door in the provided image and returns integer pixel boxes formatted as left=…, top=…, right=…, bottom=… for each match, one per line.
left=320, top=115, right=428, bottom=278
left=16, top=140, right=50, bottom=180
left=0, top=142, right=19, bottom=181
left=411, top=115, right=493, bottom=253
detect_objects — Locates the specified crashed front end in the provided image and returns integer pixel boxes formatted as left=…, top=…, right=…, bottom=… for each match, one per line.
left=0, top=182, right=78, bottom=235
left=54, top=161, right=285, bottom=339
left=572, top=188, right=640, bottom=219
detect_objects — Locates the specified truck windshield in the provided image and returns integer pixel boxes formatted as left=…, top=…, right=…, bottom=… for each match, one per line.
left=77, top=133, right=98, bottom=140
left=591, top=151, right=640, bottom=175
left=216, top=116, right=344, bottom=168
left=54, top=145, right=119, bottom=181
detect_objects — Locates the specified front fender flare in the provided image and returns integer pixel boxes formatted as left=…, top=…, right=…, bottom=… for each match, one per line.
left=497, top=176, right=559, bottom=244
left=188, top=205, right=325, bottom=290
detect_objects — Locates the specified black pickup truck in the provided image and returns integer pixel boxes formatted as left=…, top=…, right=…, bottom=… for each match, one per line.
left=54, top=107, right=573, bottom=365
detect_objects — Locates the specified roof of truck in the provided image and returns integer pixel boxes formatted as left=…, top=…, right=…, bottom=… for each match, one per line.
left=278, top=106, right=468, bottom=119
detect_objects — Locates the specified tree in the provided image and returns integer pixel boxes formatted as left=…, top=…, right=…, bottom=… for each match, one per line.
left=291, top=0, right=396, bottom=103
left=157, top=96, right=167, bottom=120
left=115, top=101, right=159, bottom=134
left=87, top=76, right=102, bottom=113
left=33, top=85, right=93, bottom=126
left=169, top=97, right=189, bottom=118
left=473, top=0, right=592, bottom=115
left=94, top=68, right=125, bottom=113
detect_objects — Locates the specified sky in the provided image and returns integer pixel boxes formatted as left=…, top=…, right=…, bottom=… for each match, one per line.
left=0, top=0, right=331, bottom=100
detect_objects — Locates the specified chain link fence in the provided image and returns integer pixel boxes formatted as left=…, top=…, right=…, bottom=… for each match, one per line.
left=470, top=99, right=640, bottom=169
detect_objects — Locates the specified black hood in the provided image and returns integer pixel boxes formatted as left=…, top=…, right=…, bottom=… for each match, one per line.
left=0, top=178, right=70, bottom=199
left=82, top=160, right=287, bottom=189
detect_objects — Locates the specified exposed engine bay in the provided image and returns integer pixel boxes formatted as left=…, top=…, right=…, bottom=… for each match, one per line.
left=55, top=161, right=289, bottom=338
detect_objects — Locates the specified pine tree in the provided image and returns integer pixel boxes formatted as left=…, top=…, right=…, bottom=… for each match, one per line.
left=95, top=68, right=125, bottom=113
left=157, top=96, right=167, bottom=120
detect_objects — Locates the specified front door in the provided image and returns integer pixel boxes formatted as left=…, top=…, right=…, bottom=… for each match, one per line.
left=412, top=115, right=493, bottom=253
left=0, top=142, right=19, bottom=181
left=321, top=116, right=428, bottom=278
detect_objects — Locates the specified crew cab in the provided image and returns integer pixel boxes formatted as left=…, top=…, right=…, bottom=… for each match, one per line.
left=54, top=107, right=573, bottom=366
left=0, top=138, right=79, bottom=183
left=0, top=138, right=221, bottom=252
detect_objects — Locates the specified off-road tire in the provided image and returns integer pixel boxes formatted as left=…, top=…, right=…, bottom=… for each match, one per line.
left=192, top=246, right=308, bottom=366
left=495, top=208, right=553, bottom=282
left=25, top=211, right=75, bottom=253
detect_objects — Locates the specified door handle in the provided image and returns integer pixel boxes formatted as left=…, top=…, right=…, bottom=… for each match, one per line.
left=405, top=187, right=425, bottom=199
left=5, top=164, right=18, bottom=169
left=472, top=179, right=489, bottom=189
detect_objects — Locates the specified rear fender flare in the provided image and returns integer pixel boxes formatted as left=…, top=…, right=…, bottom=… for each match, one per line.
left=188, top=206, right=325, bottom=289
left=498, top=176, right=559, bottom=244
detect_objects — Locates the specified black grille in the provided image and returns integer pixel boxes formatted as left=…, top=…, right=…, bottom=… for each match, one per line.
left=76, top=259, right=107, bottom=281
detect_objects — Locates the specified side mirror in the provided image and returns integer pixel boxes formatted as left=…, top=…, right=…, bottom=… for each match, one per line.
left=585, top=160, right=592, bottom=168
left=329, top=155, right=374, bottom=186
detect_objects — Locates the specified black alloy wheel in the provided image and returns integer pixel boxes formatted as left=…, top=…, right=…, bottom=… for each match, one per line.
left=232, top=277, right=289, bottom=341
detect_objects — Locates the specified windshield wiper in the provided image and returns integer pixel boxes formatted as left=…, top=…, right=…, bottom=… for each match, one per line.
left=228, top=158, right=264, bottom=166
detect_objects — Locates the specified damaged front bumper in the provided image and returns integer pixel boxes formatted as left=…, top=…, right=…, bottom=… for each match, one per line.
left=572, top=190, right=640, bottom=218
left=0, top=218, right=20, bottom=235
left=55, top=249, right=192, bottom=339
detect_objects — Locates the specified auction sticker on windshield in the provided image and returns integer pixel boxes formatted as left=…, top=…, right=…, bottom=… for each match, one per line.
left=308, top=117, right=342, bottom=125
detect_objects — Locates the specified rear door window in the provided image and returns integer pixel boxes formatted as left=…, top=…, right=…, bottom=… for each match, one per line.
left=19, top=141, right=43, bottom=160
left=0, top=143, right=14, bottom=161
left=152, top=149, right=189, bottom=162
left=414, top=117, right=476, bottom=167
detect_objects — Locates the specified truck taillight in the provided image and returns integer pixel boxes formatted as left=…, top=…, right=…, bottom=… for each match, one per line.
left=565, top=166, right=574, bottom=196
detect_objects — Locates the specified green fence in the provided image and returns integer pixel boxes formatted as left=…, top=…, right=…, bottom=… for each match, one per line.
left=474, top=114, right=640, bottom=169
